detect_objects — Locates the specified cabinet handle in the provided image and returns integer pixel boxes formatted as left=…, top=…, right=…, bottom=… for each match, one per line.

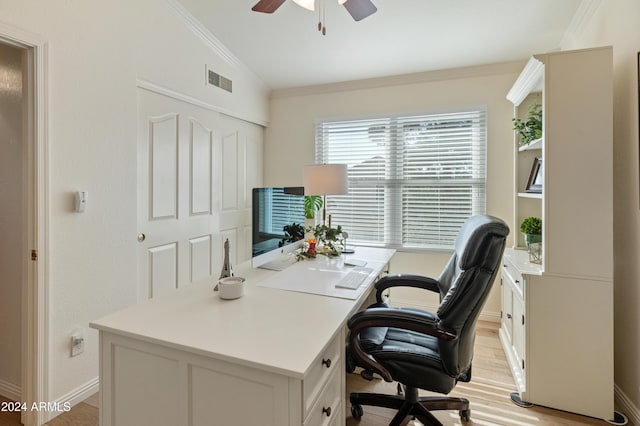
left=322, top=406, right=332, bottom=417
left=507, top=314, right=512, bottom=319
left=322, top=358, right=331, bottom=368
left=515, top=280, right=520, bottom=284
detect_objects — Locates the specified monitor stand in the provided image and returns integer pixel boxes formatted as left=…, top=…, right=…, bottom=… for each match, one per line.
left=258, top=255, right=297, bottom=271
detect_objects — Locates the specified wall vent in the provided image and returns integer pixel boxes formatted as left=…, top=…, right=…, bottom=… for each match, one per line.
left=207, top=68, right=233, bottom=93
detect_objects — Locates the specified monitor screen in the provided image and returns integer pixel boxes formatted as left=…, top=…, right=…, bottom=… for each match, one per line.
left=251, top=187, right=306, bottom=269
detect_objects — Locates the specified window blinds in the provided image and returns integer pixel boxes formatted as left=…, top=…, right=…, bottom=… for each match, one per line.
left=315, top=110, right=487, bottom=250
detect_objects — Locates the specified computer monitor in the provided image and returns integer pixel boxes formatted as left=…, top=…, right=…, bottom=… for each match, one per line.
left=251, top=187, right=306, bottom=270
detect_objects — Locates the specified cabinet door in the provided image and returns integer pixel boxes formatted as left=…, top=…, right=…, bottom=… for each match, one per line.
left=512, top=295, right=525, bottom=370
left=501, top=275, right=513, bottom=341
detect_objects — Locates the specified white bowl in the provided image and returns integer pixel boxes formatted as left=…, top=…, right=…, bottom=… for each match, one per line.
left=218, top=277, right=245, bottom=300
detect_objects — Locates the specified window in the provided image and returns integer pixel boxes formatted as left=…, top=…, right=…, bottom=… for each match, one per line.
left=315, top=110, right=486, bottom=250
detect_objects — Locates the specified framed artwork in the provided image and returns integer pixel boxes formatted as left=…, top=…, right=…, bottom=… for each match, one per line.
left=526, top=156, right=543, bottom=193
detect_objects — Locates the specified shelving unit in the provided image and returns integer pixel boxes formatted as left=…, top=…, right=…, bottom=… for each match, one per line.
left=499, top=47, right=614, bottom=421
left=518, top=137, right=542, bottom=152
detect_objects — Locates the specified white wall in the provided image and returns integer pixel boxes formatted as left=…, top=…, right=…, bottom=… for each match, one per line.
left=561, top=0, right=640, bottom=418
left=0, top=0, right=269, bottom=409
left=265, top=63, right=521, bottom=318
left=0, top=42, right=24, bottom=396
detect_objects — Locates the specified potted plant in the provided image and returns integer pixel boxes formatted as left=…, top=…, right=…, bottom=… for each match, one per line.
left=520, top=216, right=542, bottom=248
left=304, top=223, right=344, bottom=257
left=304, top=195, right=323, bottom=219
left=512, top=103, right=542, bottom=146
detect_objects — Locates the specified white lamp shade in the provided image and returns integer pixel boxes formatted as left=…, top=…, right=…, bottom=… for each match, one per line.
left=293, top=0, right=315, bottom=11
left=303, top=164, right=348, bottom=195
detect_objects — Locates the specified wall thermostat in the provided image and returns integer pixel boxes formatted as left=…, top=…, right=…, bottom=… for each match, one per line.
left=75, top=191, right=88, bottom=213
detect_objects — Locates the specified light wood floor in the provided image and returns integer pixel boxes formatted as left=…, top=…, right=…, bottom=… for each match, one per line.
left=0, top=321, right=630, bottom=425
left=0, top=393, right=98, bottom=426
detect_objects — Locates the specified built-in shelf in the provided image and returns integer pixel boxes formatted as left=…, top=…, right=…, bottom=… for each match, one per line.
left=502, top=47, right=614, bottom=421
left=517, top=192, right=542, bottom=199
left=518, top=137, right=542, bottom=151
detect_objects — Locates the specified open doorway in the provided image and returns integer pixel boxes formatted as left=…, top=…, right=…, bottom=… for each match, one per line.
left=0, top=24, right=48, bottom=426
left=0, top=40, right=25, bottom=409
left=0, top=40, right=25, bottom=403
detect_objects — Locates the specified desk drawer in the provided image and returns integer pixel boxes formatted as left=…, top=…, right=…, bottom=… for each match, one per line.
left=304, top=368, right=341, bottom=426
left=502, top=257, right=524, bottom=295
left=303, top=333, right=341, bottom=415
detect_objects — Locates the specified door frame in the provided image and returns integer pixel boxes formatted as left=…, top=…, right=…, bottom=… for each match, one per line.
left=0, top=21, right=49, bottom=426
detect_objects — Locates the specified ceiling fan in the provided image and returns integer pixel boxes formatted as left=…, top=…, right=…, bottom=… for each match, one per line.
left=251, top=0, right=377, bottom=34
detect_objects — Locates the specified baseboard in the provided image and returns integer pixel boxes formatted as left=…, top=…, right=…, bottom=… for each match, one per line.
left=615, top=383, right=640, bottom=425
left=0, top=379, right=21, bottom=401
left=390, top=298, right=501, bottom=323
left=44, top=377, right=99, bottom=423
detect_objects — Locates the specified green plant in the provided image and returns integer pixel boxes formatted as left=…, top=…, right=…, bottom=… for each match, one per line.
left=304, top=195, right=323, bottom=219
left=512, top=103, right=542, bottom=146
left=520, top=216, right=542, bottom=235
left=280, top=222, right=305, bottom=247
left=305, top=223, right=343, bottom=256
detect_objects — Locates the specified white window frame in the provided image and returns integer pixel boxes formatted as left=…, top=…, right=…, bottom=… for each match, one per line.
left=315, top=108, right=487, bottom=251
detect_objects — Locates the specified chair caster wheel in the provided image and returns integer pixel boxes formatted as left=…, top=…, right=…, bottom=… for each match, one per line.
left=459, top=409, right=471, bottom=422
left=351, top=404, right=364, bottom=420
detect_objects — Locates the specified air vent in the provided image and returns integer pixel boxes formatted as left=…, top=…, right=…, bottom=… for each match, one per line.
left=207, top=69, right=233, bottom=93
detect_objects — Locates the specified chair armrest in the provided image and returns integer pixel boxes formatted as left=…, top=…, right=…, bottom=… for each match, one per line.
left=347, top=307, right=457, bottom=382
left=375, top=274, right=440, bottom=303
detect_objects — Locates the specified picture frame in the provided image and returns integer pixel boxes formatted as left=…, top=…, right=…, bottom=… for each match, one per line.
left=526, top=156, right=543, bottom=193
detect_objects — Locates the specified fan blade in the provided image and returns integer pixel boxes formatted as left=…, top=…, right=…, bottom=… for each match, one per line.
left=342, top=0, right=377, bottom=21
left=252, top=0, right=287, bottom=13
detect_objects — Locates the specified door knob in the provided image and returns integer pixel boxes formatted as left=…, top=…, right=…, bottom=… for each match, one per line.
left=137, top=233, right=146, bottom=242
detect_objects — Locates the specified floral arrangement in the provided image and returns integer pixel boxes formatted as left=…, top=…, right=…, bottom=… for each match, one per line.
left=297, top=224, right=344, bottom=260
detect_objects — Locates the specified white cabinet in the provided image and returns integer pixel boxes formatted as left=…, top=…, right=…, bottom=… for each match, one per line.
left=98, top=329, right=344, bottom=426
left=499, top=47, right=614, bottom=421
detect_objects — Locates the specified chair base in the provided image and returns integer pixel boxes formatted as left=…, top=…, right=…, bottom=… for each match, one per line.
left=350, top=387, right=470, bottom=426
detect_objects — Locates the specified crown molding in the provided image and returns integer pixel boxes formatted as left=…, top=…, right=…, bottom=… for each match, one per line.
left=271, top=60, right=526, bottom=99
left=506, top=56, right=544, bottom=106
left=164, top=0, right=240, bottom=67
left=561, top=0, right=603, bottom=47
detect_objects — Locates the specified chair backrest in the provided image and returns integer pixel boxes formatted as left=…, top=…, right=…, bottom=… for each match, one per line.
left=435, top=215, right=509, bottom=378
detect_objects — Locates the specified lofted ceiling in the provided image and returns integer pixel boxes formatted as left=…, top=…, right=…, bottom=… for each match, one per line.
left=176, top=0, right=584, bottom=90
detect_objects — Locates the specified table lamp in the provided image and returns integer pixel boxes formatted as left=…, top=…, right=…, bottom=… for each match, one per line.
left=303, top=164, right=348, bottom=227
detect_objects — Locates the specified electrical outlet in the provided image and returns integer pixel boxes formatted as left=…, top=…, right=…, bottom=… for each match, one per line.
left=71, top=329, right=85, bottom=357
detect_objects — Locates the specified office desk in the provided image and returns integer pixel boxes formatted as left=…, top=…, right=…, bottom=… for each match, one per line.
left=90, top=247, right=395, bottom=426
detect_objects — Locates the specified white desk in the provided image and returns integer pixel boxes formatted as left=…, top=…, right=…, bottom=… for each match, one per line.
left=90, top=247, right=395, bottom=426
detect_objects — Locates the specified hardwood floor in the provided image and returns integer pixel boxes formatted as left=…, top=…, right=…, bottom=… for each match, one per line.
left=0, top=394, right=97, bottom=426
left=0, top=321, right=630, bottom=425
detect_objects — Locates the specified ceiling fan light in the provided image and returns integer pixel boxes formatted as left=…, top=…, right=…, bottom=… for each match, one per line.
left=293, top=0, right=315, bottom=11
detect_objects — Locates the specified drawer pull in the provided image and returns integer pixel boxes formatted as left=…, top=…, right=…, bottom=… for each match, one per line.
left=322, top=406, right=332, bottom=417
left=507, top=314, right=512, bottom=319
left=322, top=358, right=332, bottom=368
left=515, top=280, right=520, bottom=284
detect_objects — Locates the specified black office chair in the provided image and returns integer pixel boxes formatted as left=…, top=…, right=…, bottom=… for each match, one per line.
left=347, top=215, right=509, bottom=426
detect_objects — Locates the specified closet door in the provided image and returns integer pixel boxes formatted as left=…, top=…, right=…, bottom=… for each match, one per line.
left=136, top=90, right=219, bottom=299
left=136, top=89, right=263, bottom=300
